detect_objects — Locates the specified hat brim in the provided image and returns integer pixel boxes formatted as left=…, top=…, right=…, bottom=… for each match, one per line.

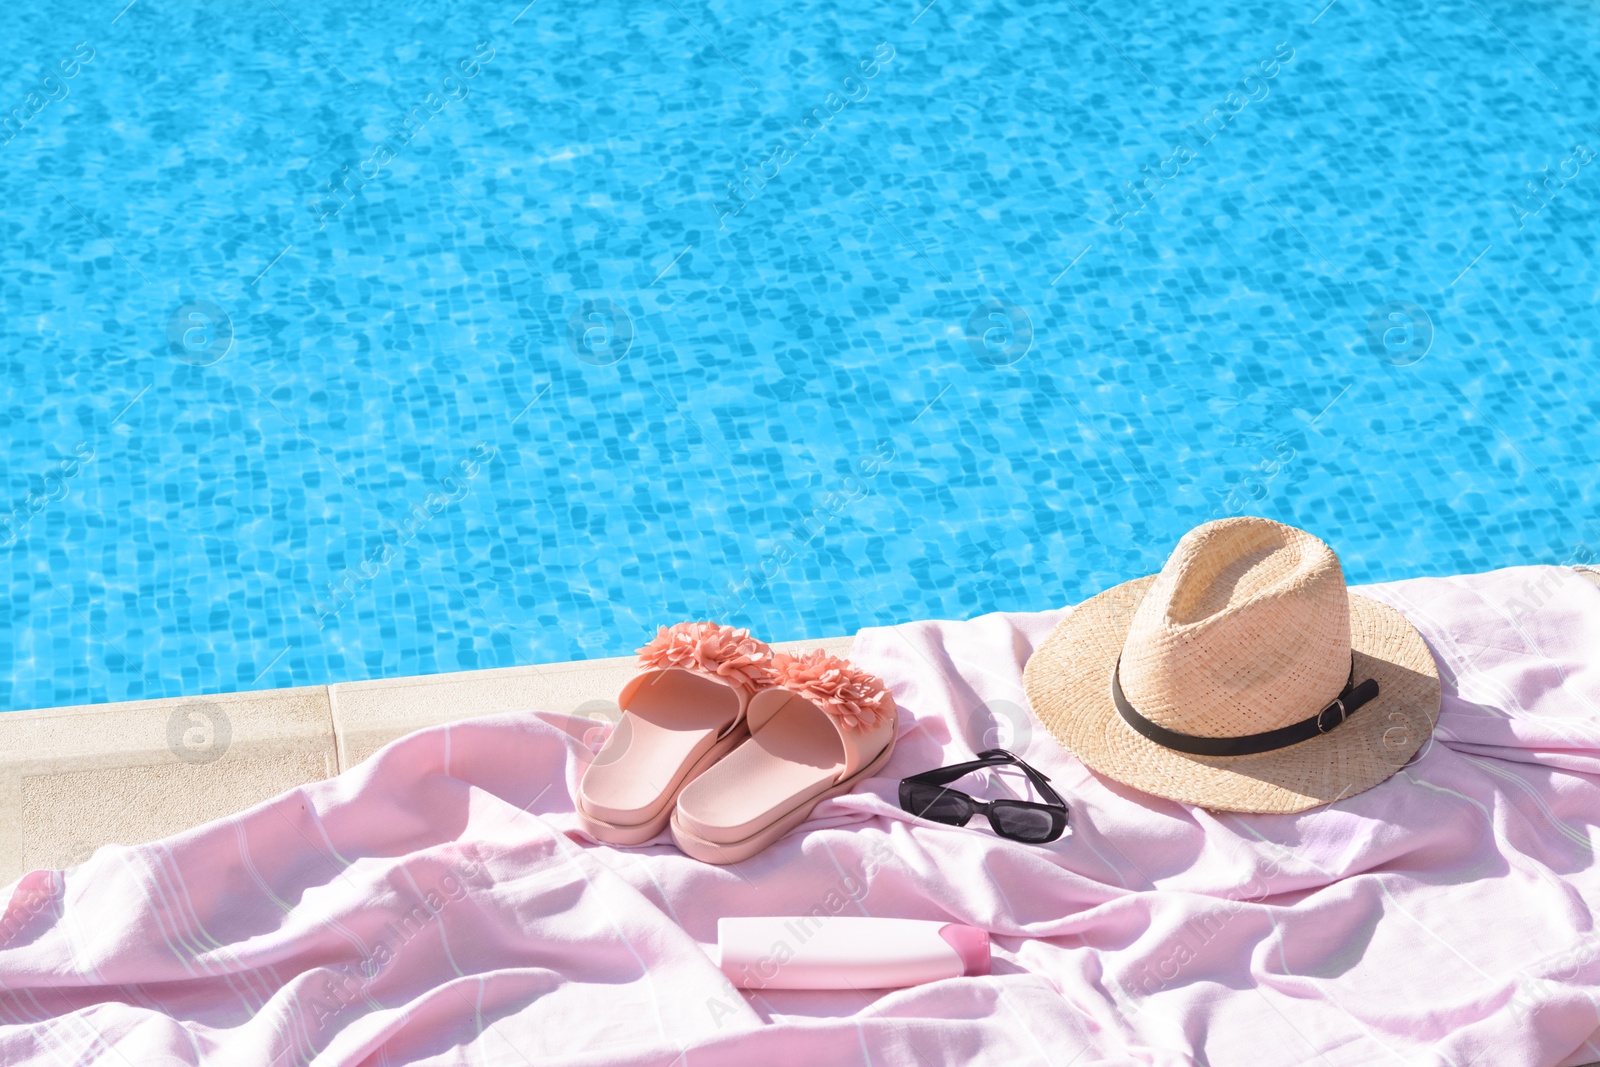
left=1022, top=575, right=1441, bottom=814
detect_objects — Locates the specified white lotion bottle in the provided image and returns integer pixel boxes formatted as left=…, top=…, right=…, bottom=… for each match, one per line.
left=716, top=916, right=991, bottom=990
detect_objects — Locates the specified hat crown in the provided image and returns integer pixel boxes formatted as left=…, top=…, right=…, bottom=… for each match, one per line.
left=1118, top=517, right=1352, bottom=739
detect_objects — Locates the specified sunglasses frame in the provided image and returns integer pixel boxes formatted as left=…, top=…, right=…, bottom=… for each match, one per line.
left=898, top=748, right=1069, bottom=843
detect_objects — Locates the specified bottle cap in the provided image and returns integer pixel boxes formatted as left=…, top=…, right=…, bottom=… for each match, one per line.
left=937, top=923, right=991, bottom=976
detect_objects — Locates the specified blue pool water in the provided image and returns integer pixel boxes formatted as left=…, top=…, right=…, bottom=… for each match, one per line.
left=2, top=0, right=1597, bottom=711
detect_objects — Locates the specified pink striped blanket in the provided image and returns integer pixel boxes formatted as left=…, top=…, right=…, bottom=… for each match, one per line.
left=3, top=565, right=1600, bottom=1065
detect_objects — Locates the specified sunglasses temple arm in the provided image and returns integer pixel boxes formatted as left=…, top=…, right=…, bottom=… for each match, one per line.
left=903, top=752, right=1016, bottom=787
left=979, top=750, right=1068, bottom=808
left=1017, top=761, right=1068, bottom=808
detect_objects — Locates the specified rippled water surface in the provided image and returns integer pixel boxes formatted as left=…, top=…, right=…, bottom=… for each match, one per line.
left=1, top=0, right=1597, bottom=709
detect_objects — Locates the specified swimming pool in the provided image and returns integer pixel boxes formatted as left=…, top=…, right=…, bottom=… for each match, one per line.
left=2, top=0, right=1597, bottom=711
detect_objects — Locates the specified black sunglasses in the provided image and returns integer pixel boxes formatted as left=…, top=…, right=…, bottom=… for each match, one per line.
left=898, top=749, right=1068, bottom=843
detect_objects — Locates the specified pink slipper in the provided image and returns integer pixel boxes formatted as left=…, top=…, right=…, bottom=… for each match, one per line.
left=670, top=649, right=897, bottom=865
left=577, top=622, right=775, bottom=845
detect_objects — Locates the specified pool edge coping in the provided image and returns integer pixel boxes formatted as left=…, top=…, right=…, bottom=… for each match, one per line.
left=0, top=634, right=854, bottom=882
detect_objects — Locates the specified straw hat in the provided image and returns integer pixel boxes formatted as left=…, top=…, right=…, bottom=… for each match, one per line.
left=1023, top=517, right=1440, bottom=814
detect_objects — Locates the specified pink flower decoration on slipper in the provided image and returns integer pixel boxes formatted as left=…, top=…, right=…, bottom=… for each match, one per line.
left=637, top=622, right=776, bottom=691
left=772, top=650, right=893, bottom=731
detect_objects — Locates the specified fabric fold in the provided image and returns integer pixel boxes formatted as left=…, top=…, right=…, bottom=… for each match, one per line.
left=2, top=566, right=1599, bottom=1065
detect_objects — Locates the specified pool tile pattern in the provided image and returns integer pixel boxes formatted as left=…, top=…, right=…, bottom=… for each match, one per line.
left=1, top=0, right=1597, bottom=709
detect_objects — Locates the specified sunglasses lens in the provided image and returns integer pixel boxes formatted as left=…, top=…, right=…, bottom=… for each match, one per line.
left=990, top=802, right=1062, bottom=842
left=902, top=783, right=973, bottom=825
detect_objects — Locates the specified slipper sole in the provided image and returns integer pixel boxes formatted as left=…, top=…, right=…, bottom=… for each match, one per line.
left=668, top=738, right=895, bottom=865
left=576, top=725, right=749, bottom=846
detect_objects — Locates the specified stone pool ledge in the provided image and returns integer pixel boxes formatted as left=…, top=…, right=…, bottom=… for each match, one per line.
left=0, top=636, right=853, bottom=885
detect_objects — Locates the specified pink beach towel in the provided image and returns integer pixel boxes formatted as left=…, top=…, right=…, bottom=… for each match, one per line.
left=4, top=565, right=1600, bottom=1065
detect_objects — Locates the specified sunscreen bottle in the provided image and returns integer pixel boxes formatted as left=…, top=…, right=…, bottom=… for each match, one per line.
left=716, top=916, right=990, bottom=990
